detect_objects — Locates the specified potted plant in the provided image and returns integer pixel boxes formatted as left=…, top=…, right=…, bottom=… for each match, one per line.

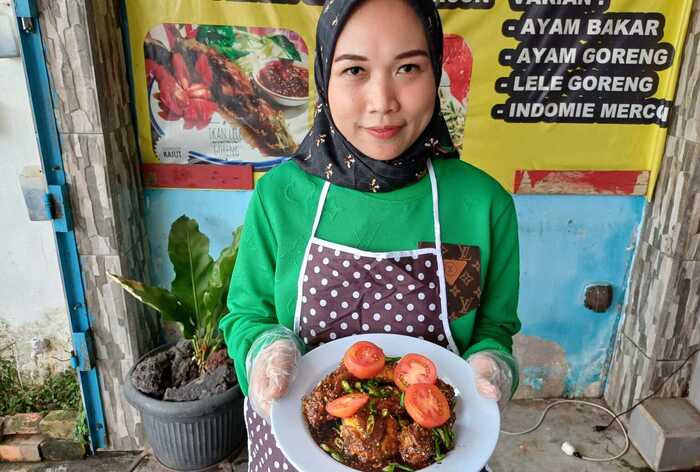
left=109, top=215, right=244, bottom=471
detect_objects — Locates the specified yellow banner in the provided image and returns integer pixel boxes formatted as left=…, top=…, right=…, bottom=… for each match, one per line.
left=126, top=0, right=693, bottom=197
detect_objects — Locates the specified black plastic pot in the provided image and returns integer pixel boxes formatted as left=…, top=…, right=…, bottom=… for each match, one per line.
left=123, top=344, right=245, bottom=471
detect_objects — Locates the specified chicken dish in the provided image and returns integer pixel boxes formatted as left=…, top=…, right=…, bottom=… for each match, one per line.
left=302, top=341, right=457, bottom=472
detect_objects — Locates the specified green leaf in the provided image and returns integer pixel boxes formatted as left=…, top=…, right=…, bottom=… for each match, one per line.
left=196, top=25, right=235, bottom=43
left=168, top=216, right=214, bottom=328
left=107, top=273, right=195, bottom=338
left=196, top=25, right=250, bottom=61
left=202, top=226, right=243, bottom=332
left=269, top=34, right=302, bottom=62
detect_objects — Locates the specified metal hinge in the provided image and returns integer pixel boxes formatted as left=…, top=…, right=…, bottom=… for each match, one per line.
left=18, top=169, right=71, bottom=231
left=71, top=329, right=96, bottom=372
left=19, top=16, right=33, bottom=33
left=46, top=184, right=72, bottom=232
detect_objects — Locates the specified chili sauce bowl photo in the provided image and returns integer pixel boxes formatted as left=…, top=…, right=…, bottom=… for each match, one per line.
left=253, top=59, right=310, bottom=108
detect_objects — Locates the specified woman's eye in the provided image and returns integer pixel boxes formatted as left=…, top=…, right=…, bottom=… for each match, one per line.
left=343, top=66, right=364, bottom=76
left=398, top=64, right=420, bottom=74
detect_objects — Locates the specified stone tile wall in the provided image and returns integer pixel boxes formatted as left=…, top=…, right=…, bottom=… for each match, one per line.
left=37, top=0, right=159, bottom=450
left=605, top=0, right=700, bottom=417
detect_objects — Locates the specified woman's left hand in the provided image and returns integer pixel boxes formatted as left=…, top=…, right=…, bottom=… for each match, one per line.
left=467, top=351, right=514, bottom=410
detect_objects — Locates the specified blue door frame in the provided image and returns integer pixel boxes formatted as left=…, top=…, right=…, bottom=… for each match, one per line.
left=15, top=0, right=107, bottom=451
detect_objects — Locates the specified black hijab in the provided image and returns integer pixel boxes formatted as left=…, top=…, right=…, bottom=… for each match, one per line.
left=292, top=0, right=459, bottom=193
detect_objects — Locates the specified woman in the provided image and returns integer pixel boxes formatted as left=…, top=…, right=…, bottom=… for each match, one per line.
left=219, top=0, right=521, bottom=470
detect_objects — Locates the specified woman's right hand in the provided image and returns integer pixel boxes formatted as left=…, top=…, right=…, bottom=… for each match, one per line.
left=247, top=329, right=303, bottom=420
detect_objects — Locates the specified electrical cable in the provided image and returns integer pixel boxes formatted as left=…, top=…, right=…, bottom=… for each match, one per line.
left=499, top=347, right=700, bottom=463
left=501, top=399, right=629, bottom=462
left=48, top=355, right=72, bottom=362
left=126, top=448, right=150, bottom=472
left=595, top=347, right=700, bottom=431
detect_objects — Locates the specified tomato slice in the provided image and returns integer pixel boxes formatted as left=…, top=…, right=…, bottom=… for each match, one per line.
left=404, top=383, right=451, bottom=428
left=343, top=341, right=385, bottom=379
left=394, top=354, right=437, bottom=391
left=326, top=393, right=370, bottom=418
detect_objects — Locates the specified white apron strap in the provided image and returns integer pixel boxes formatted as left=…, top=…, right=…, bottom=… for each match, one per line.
left=427, top=160, right=459, bottom=354
left=310, top=181, right=331, bottom=239
left=426, top=159, right=441, bottom=249
left=294, top=181, right=330, bottom=333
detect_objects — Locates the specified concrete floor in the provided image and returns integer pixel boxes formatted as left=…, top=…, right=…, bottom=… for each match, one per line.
left=1, top=399, right=698, bottom=472
left=491, top=399, right=651, bottom=472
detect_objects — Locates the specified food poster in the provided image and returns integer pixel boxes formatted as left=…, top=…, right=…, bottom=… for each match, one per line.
left=145, top=24, right=310, bottom=170
left=125, top=0, right=693, bottom=197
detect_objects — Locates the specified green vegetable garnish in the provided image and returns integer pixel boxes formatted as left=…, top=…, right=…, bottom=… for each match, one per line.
left=434, top=434, right=446, bottom=462
left=383, top=464, right=415, bottom=472
left=367, top=413, right=375, bottom=434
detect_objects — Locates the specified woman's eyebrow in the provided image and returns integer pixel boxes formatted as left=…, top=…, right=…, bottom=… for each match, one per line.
left=333, top=49, right=429, bottom=63
left=395, top=49, right=429, bottom=60
left=334, top=54, right=367, bottom=63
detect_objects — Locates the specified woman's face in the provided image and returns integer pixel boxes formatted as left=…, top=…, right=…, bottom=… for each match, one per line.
left=327, top=0, right=436, bottom=161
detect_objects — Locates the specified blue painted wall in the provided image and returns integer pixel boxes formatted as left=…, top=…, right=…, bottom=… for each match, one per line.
left=144, top=189, right=252, bottom=289
left=143, top=188, right=645, bottom=398
left=515, top=195, right=645, bottom=397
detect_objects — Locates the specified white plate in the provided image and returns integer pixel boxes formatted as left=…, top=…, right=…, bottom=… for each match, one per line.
left=271, top=333, right=500, bottom=472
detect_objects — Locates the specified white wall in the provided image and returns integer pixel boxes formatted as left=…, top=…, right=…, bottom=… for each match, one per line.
left=0, top=2, right=72, bottom=380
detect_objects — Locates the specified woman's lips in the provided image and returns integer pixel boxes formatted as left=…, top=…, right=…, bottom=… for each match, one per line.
left=365, top=126, right=403, bottom=139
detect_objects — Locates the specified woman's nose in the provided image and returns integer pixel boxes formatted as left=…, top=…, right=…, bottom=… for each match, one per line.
left=366, top=75, right=399, bottom=114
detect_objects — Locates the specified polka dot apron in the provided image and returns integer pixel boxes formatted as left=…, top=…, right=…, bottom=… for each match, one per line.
left=245, top=160, right=464, bottom=472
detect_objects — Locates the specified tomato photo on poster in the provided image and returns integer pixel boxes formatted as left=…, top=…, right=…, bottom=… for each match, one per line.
left=145, top=24, right=310, bottom=170
left=440, top=34, right=472, bottom=151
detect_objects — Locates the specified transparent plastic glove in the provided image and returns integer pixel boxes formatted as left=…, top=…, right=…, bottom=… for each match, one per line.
left=246, top=326, right=304, bottom=420
left=467, top=350, right=515, bottom=410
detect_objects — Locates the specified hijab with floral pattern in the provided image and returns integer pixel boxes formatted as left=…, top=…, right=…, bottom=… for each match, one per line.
left=292, top=0, right=459, bottom=193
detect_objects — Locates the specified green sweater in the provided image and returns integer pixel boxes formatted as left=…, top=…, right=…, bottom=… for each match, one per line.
left=220, top=159, right=521, bottom=396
